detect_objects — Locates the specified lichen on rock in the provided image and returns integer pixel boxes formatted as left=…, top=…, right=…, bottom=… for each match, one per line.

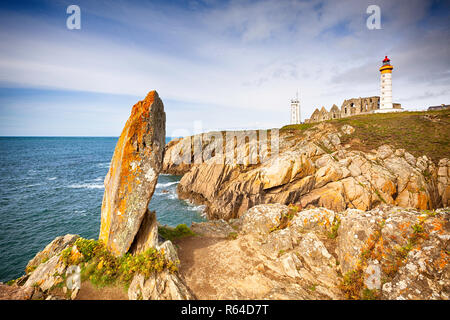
left=99, top=91, right=166, bottom=256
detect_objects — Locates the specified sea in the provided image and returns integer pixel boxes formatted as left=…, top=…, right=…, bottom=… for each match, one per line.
left=0, top=137, right=206, bottom=282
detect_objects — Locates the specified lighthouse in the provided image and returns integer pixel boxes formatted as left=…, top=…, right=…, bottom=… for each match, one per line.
left=378, top=56, right=396, bottom=112
left=290, top=91, right=300, bottom=124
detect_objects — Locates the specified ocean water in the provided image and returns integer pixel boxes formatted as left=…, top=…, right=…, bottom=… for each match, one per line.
left=0, top=137, right=206, bottom=282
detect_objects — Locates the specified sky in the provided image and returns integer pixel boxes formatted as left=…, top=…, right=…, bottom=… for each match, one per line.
left=0, top=0, right=449, bottom=136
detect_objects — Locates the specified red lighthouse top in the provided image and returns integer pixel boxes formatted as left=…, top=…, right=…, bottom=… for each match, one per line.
left=383, top=56, right=390, bottom=63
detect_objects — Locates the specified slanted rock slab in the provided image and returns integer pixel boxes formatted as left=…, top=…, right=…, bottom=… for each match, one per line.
left=99, top=91, right=166, bottom=256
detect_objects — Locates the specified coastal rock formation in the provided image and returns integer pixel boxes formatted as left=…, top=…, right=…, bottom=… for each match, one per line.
left=127, top=239, right=195, bottom=300
left=183, top=204, right=449, bottom=300
left=4, top=233, right=192, bottom=300
left=164, top=123, right=449, bottom=220
left=128, top=270, right=194, bottom=300
left=99, top=91, right=166, bottom=256
left=0, top=234, right=82, bottom=300
left=23, top=234, right=80, bottom=292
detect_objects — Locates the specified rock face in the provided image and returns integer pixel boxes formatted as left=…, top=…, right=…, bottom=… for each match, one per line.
left=99, top=91, right=166, bottom=256
left=128, top=270, right=194, bottom=300
left=335, top=205, right=450, bottom=299
left=164, top=123, right=449, bottom=220
left=19, top=234, right=79, bottom=295
left=182, top=204, right=449, bottom=300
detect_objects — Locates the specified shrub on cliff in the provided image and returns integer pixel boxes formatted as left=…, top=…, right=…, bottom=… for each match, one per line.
left=158, top=224, right=195, bottom=241
left=60, top=238, right=178, bottom=288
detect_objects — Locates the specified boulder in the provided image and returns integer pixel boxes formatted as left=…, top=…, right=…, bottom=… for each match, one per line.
left=26, top=234, right=79, bottom=273
left=99, top=91, right=166, bottom=256
left=128, top=271, right=194, bottom=300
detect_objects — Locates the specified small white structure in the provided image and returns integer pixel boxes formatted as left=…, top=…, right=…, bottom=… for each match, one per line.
left=290, top=91, right=301, bottom=124
left=377, top=56, right=402, bottom=113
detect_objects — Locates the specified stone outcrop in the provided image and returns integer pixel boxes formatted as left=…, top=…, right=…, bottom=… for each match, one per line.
left=164, top=123, right=449, bottom=220
left=99, top=91, right=166, bottom=256
left=185, top=204, right=449, bottom=300
left=3, top=233, right=193, bottom=300
left=127, top=239, right=194, bottom=300
left=0, top=234, right=81, bottom=300
left=128, top=270, right=194, bottom=300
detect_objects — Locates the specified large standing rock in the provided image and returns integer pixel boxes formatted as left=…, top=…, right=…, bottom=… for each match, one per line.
left=99, top=91, right=166, bottom=256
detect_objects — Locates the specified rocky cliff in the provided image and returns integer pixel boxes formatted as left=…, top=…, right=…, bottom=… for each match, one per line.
left=163, top=122, right=449, bottom=220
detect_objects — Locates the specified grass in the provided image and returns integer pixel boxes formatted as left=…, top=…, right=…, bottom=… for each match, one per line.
left=227, top=232, right=238, bottom=240
left=280, top=123, right=316, bottom=131
left=281, top=109, right=450, bottom=164
left=327, top=217, right=341, bottom=239
left=270, top=204, right=301, bottom=232
left=158, top=224, right=195, bottom=241
left=59, top=238, right=178, bottom=289
left=332, top=109, right=450, bottom=164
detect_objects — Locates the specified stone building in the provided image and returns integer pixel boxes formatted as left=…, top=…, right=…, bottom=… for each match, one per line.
left=428, top=104, right=450, bottom=111
left=305, top=56, right=403, bottom=123
left=305, top=95, right=402, bottom=123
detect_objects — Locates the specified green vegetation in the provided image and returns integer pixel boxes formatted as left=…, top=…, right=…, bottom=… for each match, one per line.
left=362, top=288, right=379, bottom=300
left=327, top=217, right=341, bottom=239
left=6, top=279, right=16, bottom=286
left=227, top=232, right=238, bottom=240
left=339, top=225, right=383, bottom=300
left=397, top=222, right=426, bottom=260
left=332, top=109, right=450, bottom=163
left=158, top=224, right=195, bottom=241
left=373, top=188, right=387, bottom=204
left=60, top=238, right=178, bottom=289
left=270, top=204, right=300, bottom=232
left=280, top=123, right=315, bottom=131
left=282, top=109, right=450, bottom=163
left=316, top=141, right=334, bottom=155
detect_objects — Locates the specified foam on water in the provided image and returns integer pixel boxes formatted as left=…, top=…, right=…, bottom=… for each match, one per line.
left=156, top=181, right=179, bottom=188
left=68, top=183, right=105, bottom=189
left=0, top=137, right=206, bottom=283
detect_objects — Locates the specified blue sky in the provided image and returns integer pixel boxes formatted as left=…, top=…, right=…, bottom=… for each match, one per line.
left=0, top=0, right=449, bottom=136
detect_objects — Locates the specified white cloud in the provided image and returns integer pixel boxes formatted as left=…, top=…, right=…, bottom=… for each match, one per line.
left=0, top=0, right=448, bottom=134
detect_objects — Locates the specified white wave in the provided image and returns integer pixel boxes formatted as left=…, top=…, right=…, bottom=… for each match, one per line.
left=156, top=181, right=179, bottom=188
left=48, top=177, right=57, bottom=181
left=167, top=193, right=178, bottom=200
left=93, top=177, right=104, bottom=182
left=187, top=204, right=206, bottom=213
left=25, top=183, right=42, bottom=187
left=183, top=199, right=206, bottom=213
left=97, top=162, right=110, bottom=168
left=68, top=183, right=104, bottom=189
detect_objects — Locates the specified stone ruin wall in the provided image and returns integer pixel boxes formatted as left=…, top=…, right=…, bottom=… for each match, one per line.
left=305, top=96, right=402, bottom=123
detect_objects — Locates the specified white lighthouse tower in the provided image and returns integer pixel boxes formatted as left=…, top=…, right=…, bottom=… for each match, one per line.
left=290, top=91, right=300, bottom=124
left=377, top=56, right=401, bottom=113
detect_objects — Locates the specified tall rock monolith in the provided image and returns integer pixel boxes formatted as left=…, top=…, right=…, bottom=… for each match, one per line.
left=99, top=91, right=166, bottom=256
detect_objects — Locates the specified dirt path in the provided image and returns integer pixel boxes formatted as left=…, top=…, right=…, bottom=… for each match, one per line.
left=174, top=235, right=288, bottom=300
left=75, top=281, right=128, bottom=300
